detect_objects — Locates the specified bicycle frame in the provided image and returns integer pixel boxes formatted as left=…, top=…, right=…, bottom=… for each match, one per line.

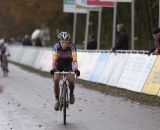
left=59, top=73, right=69, bottom=111
left=54, top=71, right=75, bottom=125
left=1, top=55, right=8, bottom=77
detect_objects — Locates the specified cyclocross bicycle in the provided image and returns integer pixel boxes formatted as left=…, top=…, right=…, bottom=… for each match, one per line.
left=55, top=71, right=75, bottom=125
left=1, top=55, right=8, bottom=77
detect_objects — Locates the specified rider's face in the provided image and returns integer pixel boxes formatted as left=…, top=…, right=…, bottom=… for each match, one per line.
left=60, top=40, right=69, bottom=49
left=153, top=33, right=160, bottom=41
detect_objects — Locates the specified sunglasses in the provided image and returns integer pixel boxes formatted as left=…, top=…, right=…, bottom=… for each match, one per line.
left=60, top=41, right=69, bottom=44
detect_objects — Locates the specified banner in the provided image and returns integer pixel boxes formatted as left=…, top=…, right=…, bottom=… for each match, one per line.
left=63, top=0, right=88, bottom=13
left=98, top=53, right=118, bottom=84
left=87, top=0, right=114, bottom=7
left=97, top=0, right=132, bottom=2
left=79, top=52, right=100, bottom=80
left=142, top=56, right=160, bottom=95
left=90, top=53, right=110, bottom=83
left=117, top=54, right=142, bottom=90
left=76, top=0, right=101, bottom=11
left=126, top=55, right=156, bottom=92
left=107, top=53, right=129, bottom=86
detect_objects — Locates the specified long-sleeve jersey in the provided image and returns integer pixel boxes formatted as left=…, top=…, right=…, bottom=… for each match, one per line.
left=0, top=44, right=6, bottom=55
left=52, top=43, right=78, bottom=71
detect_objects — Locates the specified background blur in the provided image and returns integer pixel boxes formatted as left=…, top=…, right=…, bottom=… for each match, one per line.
left=0, top=0, right=159, bottom=49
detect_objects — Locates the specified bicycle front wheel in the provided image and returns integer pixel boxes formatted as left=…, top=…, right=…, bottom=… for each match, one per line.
left=2, top=56, right=7, bottom=77
left=63, top=87, right=67, bottom=125
left=4, top=57, right=7, bottom=77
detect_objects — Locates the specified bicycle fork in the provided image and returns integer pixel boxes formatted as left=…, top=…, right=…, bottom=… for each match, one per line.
left=59, top=84, right=69, bottom=111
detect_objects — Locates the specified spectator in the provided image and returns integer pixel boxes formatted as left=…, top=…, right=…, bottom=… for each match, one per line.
left=87, top=35, right=97, bottom=50
left=148, top=27, right=160, bottom=55
left=111, top=23, right=129, bottom=51
left=22, top=35, right=32, bottom=46
left=35, top=37, right=42, bottom=47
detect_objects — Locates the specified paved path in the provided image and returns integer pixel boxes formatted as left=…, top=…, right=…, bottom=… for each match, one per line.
left=0, top=64, right=160, bottom=130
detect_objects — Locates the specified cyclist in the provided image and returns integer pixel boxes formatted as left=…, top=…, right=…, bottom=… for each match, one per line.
left=0, top=39, right=5, bottom=66
left=50, top=32, right=80, bottom=111
left=149, top=27, right=160, bottom=55
left=4, top=43, right=10, bottom=55
left=0, top=39, right=10, bottom=72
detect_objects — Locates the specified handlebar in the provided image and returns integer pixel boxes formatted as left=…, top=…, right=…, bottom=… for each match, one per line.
left=54, top=71, right=75, bottom=75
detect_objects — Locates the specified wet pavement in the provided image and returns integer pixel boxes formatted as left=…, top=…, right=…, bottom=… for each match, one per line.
left=0, top=64, right=160, bottom=130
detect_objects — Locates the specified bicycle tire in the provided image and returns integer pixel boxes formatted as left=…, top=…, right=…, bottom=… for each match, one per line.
left=2, top=63, right=5, bottom=76
left=63, top=83, right=67, bottom=125
left=4, top=57, right=6, bottom=77
left=2, top=56, right=7, bottom=77
left=1, top=56, right=5, bottom=76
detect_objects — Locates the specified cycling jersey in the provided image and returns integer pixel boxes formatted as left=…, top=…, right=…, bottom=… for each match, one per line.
left=52, top=43, right=78, bottom=71
left=0, top=44, right=6, bottom=55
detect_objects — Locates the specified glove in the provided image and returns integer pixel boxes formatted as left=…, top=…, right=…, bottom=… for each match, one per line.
left=75, top=69, right=80, bottom=77
left=50, top=69, right=55, bottom=75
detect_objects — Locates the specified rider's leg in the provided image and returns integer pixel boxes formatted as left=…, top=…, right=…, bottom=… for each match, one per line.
left=68, top=74, right=75, bottom=94
left=0, top=55, right=2, bottom=67
left=68, top=74, right=75, bottom=104
left=53, top=74, right=61, bottom=100
left=53, top=74, right=61, bottom=110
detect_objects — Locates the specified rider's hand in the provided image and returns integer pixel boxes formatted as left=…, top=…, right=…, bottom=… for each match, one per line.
left=75, top=69, right=80, bottom=77
left=50, top=69, right=55, bottom=76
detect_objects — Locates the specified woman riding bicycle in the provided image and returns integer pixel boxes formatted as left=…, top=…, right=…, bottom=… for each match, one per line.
left=50, top=32, right=80, bottom=111
left=0, top=39, right=10, bottom=72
